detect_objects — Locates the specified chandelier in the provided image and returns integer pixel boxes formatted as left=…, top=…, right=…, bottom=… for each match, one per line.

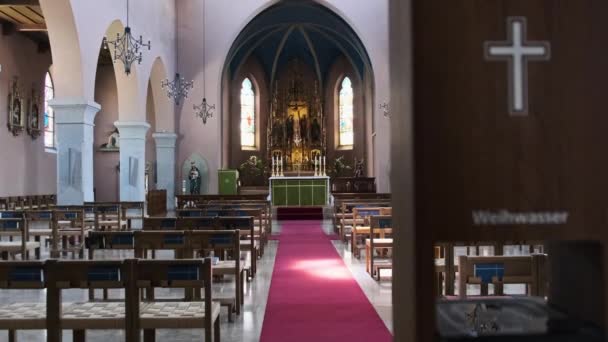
left=162, top=73, right=194, bottom=105
left=194, top=0, right=215, bottom=124
left=102, top=0, right=150, bottom=75
left=194, top=98, right=215, bottom=124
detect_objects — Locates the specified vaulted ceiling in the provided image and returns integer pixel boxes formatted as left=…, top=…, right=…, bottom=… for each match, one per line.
left=226, top=1, right=372, bottom=87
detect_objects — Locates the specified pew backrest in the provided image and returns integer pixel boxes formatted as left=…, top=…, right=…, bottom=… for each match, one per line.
left=142, top=217, right=177, bottom=231
left=0, top=260, right=45, bottom=289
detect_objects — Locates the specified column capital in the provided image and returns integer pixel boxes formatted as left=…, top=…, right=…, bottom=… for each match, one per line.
left=50, top=98, right=101, bottom=126
left=152, top=132, right=178, bottom=148
left=114, top=121, right=151, bottom=140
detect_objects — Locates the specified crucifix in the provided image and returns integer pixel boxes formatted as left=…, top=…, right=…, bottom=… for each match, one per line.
left=484, top=17, right=551, bottom=116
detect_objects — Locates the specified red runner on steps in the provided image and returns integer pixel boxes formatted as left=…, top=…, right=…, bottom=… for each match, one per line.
left=260, top=220, right=392, bottom=342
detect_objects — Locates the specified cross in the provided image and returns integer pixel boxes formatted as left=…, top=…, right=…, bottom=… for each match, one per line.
left=484, top=17, right=550, bottom=116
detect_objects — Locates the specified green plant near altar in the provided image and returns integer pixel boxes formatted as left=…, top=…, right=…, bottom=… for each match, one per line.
left=328, top=155, right=353, bottom=178
left=238, top=155, right=269, bottom=186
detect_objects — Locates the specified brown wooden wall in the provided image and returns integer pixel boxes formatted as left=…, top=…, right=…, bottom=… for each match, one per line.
left=412, top=0, right=608, bottom=339
left=415, top=0, right=608, bottom=242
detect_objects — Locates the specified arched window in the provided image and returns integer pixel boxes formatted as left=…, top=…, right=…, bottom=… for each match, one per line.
left=240, top=78, right=256, bottom=148
left=338, top=76, right=354, bottom=147
left=43, top=72, right=55, bottom=149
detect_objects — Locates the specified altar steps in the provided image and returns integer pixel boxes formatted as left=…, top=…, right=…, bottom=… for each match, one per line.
left=238, top=186, right=269, bottom=196
left=276, top=207, right=324, bottom=220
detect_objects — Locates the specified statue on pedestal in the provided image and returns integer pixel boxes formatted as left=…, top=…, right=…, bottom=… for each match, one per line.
left=189, top=162, right=202, bottom=195
left=354, top=159, right=365, bottom=178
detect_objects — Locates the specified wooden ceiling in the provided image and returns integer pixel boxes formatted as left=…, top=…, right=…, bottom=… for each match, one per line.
left=0, top=0, right=48, bottom=52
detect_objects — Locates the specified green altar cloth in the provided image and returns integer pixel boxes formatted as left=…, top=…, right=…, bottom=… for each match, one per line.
left=269, top=176, right=330, bottom=206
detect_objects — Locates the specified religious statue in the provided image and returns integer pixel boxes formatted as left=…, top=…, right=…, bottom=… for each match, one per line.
left=189, top=162, right=202, bottom=195
left=311, top=117, right=321, bottom=143
left=30, top=104, right=39, bottom=129
left=272, top=118, right=284, bottom=146
left=299, top=115, right=308, bottom=143
left=285, top=115, right=295, bottom=144
left=354, top=159, right=365, bottom=178
left=12, top=98, right=21, bottom=126
left=100, top=127, right=120, bottom=150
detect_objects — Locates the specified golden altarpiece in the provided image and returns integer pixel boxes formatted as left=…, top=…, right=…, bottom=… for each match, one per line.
left=267, top=60, right=326, bottom=174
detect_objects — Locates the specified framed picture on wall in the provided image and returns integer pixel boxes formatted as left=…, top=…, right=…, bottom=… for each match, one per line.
left=26, top=88, right=42, bottom=139
left=7, top=77, right=24, bottom=137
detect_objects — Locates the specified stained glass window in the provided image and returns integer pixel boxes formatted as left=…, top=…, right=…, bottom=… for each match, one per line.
left=339, top=77, right=354, bottom=147
left=240, top=78, right=255, bottom=148
left=44, top=72, right=55, bottom=148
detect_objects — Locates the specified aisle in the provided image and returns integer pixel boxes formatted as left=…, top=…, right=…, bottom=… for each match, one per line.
left=260, top=220, right=392, bottom=341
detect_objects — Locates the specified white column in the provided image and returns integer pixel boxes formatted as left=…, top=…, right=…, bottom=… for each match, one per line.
left=50, top=99, right=100, bottom=205
left=115, top=121, right=150, bottom=202
left=152, top=132, right=177, bottom=211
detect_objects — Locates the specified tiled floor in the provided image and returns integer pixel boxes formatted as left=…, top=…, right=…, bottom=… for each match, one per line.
left=0, top=219, right=394, bottom=341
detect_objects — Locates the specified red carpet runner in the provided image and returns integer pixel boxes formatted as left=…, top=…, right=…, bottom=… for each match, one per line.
left=260, top=220, right=392, bottom=341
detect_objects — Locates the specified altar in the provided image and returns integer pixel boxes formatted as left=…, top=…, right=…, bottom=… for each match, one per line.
left=269, top=176, right=330, bottom=206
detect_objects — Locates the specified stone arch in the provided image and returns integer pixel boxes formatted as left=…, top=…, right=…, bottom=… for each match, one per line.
left=39, top=0, right=85, bottom=99
left=148, top=57, right=174, bottom=132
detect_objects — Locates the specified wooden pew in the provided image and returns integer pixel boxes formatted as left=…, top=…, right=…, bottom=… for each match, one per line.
left=336, top=201, right=391, bottom=240
left=204, top=200, right=272, bottom=235
left=177, top=194, right=268, bottom=209
left=45, top=259, right=130, bottom=342
left=351, top=207, right=392, bottom=257
left=142, top=217, right=177, bottom=231
left=24, top=210, right=54, bottom=259
left=187, top=230, right=243, bottom=320
left=52, top=209, right=87, bottom=259
left=0, top=260, right=46, bottom=341
left=217, top=217, right=257, bottom=278
left=134, top=230, right=188, bottom=260
left=332, top=193, right=391, bottom=201
left=0, top=259, right=221, bottom=342
left=0, top=217, right=40, bottom=260
left=458, top=254, right=548, bottom=298
left=92, top=203, right=122, bottom=231
left=436, top=241, right=546, bottom=296
left=367, top=216, right=393, bottom=280
left=120, top=201, right=144, bottom=229
left=132, top=258, right=220, bottom=342
left=180, top=208, right=267, bottom=256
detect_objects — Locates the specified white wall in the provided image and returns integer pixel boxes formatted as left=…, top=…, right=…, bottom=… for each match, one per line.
left=0, top=31, right=55, bottom=196
left=176, top=0, right=390, bottom=193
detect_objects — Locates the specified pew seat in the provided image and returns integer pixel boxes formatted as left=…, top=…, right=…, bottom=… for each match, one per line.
left=140, top=301, right=221, bottom=330
left=0, top=241, right=40, bottom=260
left=365, top=238, right=393, bottom=280
left=62, top=302, right=125, bottom=330
left=0, top=302, right=46, bottom=329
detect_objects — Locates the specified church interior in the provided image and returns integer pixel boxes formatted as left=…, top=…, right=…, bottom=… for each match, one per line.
left=0, top=0, right=606, bottom=341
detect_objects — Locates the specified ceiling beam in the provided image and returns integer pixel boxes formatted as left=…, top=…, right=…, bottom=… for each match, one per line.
left=0, top=1, right=39, bottom=6
left=16, top=22, right=44, bottom=31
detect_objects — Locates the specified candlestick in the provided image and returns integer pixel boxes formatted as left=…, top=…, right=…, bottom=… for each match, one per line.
left=323, top=156, right=326, bottom=176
